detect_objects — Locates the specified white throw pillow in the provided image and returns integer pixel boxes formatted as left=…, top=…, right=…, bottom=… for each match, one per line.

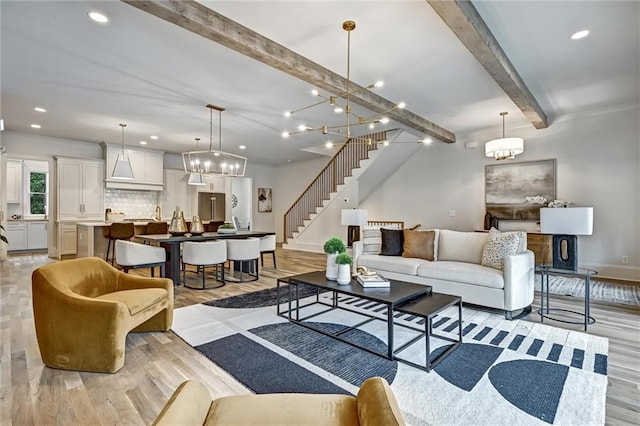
left=362, top=226, right=382, bottom=254
left=481, top=228, right=522, bottom=270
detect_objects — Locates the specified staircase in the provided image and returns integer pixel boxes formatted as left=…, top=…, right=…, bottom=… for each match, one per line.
left=283, top=131, right=387, bottom=243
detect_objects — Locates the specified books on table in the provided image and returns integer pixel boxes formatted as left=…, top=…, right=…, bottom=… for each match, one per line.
left=356, top=274, right=390, bottom=288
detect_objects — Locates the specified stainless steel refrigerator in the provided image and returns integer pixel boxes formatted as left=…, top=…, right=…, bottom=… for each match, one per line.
left=197, top=192, right=225, bottom=221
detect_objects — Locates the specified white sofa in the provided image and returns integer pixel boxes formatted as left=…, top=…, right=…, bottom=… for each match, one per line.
left=353, top=229, right=535, bottom=319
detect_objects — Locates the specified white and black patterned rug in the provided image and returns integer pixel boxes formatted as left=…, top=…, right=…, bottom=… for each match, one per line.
left=172, top=286, right=608, bottom=426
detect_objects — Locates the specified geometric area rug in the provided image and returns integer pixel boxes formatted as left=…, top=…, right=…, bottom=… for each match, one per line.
left=172, top=286, right=609, bottom=426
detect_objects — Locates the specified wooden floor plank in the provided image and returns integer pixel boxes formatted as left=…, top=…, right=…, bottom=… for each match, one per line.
left=1, top=249, right=638, bottom=424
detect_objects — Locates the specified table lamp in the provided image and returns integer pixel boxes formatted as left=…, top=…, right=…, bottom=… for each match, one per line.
left=341, top=209, right=368, bottom=247
left=540, top=207, right=593, bottom=271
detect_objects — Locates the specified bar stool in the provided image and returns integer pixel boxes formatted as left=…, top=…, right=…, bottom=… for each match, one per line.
left=105, top=222, right=135, bottom=265
left=182, top=241, right=226, bottom=290
left=115, top=240, right=166, bottom=277
left=225, top=238, right=260, bottom=283
left=260, top=235, right=277, bottom=269
left=145, top=221, right=168, bottom=235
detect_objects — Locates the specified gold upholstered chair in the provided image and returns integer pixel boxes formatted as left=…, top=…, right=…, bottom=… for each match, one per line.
left=32, top=257, right=173, bottom=373
left=153, top=377, right=405, bottom=426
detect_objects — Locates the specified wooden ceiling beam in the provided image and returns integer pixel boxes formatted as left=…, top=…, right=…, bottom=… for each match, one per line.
left=427, top=0, right=549, bottom=129
left=122, top=0, right=456, bottom=143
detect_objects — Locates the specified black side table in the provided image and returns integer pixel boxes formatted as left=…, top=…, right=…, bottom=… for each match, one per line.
left=536, top=265, right=598, bottom=331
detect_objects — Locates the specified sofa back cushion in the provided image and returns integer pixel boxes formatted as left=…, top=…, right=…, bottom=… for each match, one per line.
left=438, top=230, right=489, bottom=264
left=402, top=229, right=436, bottom=261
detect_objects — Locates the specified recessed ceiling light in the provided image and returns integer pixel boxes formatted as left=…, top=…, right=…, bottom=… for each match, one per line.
left=422, top=138, right=432, bottom=145
left=88, top=11, right=108, bottom=23
left=325, top=142, right=334, bottom=149
left=30, top=124, right=42, bottom=129
left=139, top=141, right=147, bottom=145
left=239, top=145, right=246, bottom=150
left=34, top=107, right=47, bottom=113
left=380, top=117, right=390, bottom=124
left=571, top=30, right=589, bottom=40
left=150, top=135, right=158, bottom=140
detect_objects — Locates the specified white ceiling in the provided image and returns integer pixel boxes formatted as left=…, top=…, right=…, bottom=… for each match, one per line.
left=2, top=1, right=638, bottom=165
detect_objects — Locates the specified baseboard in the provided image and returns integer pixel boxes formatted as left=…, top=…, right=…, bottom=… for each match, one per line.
left=579, top=262, right=640, bottom=283
left=282, top=241, right=324, bottom=254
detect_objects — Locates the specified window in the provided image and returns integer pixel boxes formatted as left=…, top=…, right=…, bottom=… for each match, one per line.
left=28, top=171, right=48, bottom=216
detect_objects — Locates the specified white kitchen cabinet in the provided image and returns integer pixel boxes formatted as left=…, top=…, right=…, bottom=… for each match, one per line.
left=56, top=157, right=104, bottom=220
left=27, top=222, right=48, bottom=250
left=6, top=160, right=22, bottom=204
left=162, top=169, right=193, bottom=219
left=102, top=144, right=164, bottom=190
left=6, top=223, right=27, bottom=251
left=196, top=175, right=228, bottom=194
left=58, top=222, right=77, bottom=256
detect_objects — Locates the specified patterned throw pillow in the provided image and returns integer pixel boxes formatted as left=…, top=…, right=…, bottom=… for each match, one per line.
left=481, top=228, right=522, bottom=270
left=362, top=226, right=382, bottom=254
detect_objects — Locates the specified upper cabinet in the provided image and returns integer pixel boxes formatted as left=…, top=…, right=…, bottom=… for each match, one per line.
left=6, top=160, right=22, bottom=204
left=162, top=169, right=194, bottom=220
left=56, top=157, right=104, bottom=220
left=102, top=143, right=164, bottom=191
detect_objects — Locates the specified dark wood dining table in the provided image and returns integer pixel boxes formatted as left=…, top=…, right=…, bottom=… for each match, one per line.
left=135, top=231, right=276, bottom=286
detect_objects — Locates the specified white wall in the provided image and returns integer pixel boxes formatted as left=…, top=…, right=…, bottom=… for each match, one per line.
left=361, top=105, right=640, bottom=281
left=1, top=131, right=102, bottom=159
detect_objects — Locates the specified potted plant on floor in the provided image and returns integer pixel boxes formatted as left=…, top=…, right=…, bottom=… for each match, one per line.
left=335, top=252, right=353, bottom=285
left=323, top=237, right=346, bottom=280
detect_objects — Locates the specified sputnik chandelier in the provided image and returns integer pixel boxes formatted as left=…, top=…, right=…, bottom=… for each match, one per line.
left=182, top=104, right=247, bottom=180
left=281, top=20, right=417, bottom=146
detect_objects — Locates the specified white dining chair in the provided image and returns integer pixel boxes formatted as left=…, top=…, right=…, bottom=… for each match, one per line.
left=259, top=234, right=277, bottom=269
left=225, top=238, right=260, bottom=282
left=182, top=241, right=227, bottom=290
left=115, top=240, right=166, bottom=277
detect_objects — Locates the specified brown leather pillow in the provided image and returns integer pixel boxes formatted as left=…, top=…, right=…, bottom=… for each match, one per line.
left=402, top=229, right=435, bottom=261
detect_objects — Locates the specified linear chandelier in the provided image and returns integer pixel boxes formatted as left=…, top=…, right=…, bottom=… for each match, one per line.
left=182, top=104, right=247, bottom=180
left=281, top=20, right=413, bottom=145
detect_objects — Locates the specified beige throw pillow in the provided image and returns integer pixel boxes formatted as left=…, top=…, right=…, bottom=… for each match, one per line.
left=481, top=228, right=522, bottom=270
left=402, top=230, right=436, bottom=261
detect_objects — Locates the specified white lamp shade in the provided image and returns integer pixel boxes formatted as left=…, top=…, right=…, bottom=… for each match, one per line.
left=187, top=173, right=206, bottom=186
left=485, top=137, right=524, bottom=158
left=341, top=209, right=368, bottom=226
left=540, top=207, right=593, bottom=235
left=111, top=154, right=134, bottom=180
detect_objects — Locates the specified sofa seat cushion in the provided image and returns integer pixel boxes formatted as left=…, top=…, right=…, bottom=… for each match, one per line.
left=96, top=288, right=168, bottom=316
left=417, top=261, right=504, bottom=289
left=358, top=255, right=428, bottom=275
left=206, top=394, right=358, bottom=426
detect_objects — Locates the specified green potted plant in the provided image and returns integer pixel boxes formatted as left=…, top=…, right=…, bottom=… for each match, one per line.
left=335, top=252, right=353, bottom=285
left=323, top=237, right=346, bottom=280
left=217, top=222, right=237, bottom=234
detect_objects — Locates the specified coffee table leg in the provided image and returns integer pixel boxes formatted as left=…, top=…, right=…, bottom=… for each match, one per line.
left=387, top=305, right=394, bottom=359
left=296, top=283, right=300, bottom=321
left=584, top=275, right=590, bottom=331
left=425, top=316, right=432, bottom=371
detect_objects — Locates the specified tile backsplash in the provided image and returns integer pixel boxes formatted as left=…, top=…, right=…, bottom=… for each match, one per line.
left=104, top=189, right=160, bottom=218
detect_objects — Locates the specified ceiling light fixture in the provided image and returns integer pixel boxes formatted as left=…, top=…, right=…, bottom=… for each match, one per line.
left=186, top=138, right=206, bottom=186
left=485, top=112, right=524, bottom=160
left=88, top=11, right=108, bottom=23
left=111, top=123, right=134, bottom=179
left=182, top=104, right=247, bottom=178
left=150, top=135, right=159, bottom=140
left=34, top=107, right=47, bottom=113
left=571, top=30, right=590, bottom=40
left=281, top=21, right=407, bottom=144
left=139, top=141, right=147, bottom=145
left=30, top=124, right=41, bottom=129
left=239, top=145, right=246, bottom=150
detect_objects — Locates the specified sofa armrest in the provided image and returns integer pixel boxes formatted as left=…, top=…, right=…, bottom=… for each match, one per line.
left=153, top=381, right=213, bottom=426
left=357, top=377, right=405, bottom=426
left=116, top=270, right=173, bottom=293
left=503, top=250, right=535, bottom=311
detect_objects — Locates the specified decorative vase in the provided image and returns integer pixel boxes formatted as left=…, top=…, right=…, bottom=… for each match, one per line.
left=190, top=216, right=204, bottom=235
left=325, top=253, right=338, bottom=280
left=169, top=208, right=187, bottom=236
left=336, top=264, right=351, bottom=285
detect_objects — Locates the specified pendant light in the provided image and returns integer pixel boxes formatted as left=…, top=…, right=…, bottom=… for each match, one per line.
left=485, top=112, right=524, bottom=160
left=187, top=137, right=206, bottom=186
left=111, top=123, right=134, bottom=179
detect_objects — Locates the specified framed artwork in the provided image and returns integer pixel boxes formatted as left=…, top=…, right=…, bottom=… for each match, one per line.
left=485, top=159, right=556, bottom=221
left=258, top=188, right=272, bottom=213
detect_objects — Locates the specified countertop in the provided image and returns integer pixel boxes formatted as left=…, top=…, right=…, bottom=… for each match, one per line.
left=7, top=218, right=49, bottom=222
left=76, top=219, right=220, bottom=227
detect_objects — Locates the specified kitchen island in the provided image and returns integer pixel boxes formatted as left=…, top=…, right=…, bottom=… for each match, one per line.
left=77, top=221, right=158, bottom=259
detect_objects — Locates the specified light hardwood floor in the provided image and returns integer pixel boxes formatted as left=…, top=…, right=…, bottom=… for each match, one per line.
left=1, top=249, right=638, bottom=425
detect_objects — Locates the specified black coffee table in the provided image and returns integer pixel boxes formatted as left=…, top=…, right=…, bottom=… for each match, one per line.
left=277, top=271, right=430, bottom=360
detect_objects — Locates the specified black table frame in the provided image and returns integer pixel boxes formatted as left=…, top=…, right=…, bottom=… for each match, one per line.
left=277, top=272, right=430, bottom=361
left=135, top=231, right=275, bottom=286
left=536, top=264, right=597, bottom=331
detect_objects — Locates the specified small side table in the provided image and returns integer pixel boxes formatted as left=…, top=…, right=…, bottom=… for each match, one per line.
left=536, top=265, right=597, bottom=331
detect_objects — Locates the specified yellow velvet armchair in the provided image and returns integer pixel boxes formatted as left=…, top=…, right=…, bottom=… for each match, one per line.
left=32, top=257, right=173, bottom=373
left=153, top=377, right=405, bottom=426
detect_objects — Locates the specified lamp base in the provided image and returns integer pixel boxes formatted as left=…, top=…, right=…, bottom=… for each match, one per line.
left=346, top=225, right=360, bottom=247
left=552, top=235, right=578, bottom=271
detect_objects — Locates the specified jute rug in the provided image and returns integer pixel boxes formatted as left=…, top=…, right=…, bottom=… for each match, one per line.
left=172, top=286, right=608, bottom=426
